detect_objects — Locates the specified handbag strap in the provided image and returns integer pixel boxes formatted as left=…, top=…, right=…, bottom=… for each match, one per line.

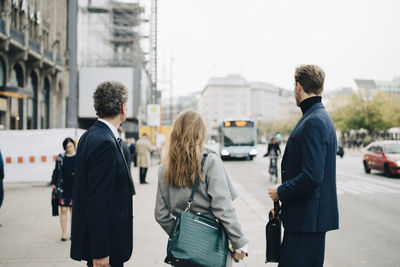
left=185, top=152, right=208, bottom=212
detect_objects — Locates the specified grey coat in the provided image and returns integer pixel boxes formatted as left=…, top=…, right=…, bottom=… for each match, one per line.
left=155, top=150, right=248, bottom=264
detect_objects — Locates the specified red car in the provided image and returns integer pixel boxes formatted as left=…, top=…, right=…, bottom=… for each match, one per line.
left=363, top=141, right=400, bottom=177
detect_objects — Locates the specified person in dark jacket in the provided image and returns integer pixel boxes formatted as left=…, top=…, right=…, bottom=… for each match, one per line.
left=264, top=137, right=281, bottom=183
left=51, top=137, right=76, bottom=241
left=71, top=81, right=135, bottom=267
left=263, top=137, right=281, bottom=158
left=0, top=149, right=4, bottom=212
left=267, top=65, right=339, bottom=267
left=129, top=140, right=137, bottom=167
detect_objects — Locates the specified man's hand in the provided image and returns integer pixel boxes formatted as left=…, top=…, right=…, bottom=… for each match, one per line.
left=267, top=185, right=279, bottom=201
left=93, top=256, right=109, bottom=267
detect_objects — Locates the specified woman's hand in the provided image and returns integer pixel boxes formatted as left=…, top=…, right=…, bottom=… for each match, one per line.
left=232, top=251, right=246, bottom=261
left=51, top=184, right=56, bottom=190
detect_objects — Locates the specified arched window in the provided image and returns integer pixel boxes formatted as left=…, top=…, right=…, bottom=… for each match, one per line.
left=27, top=71, right=38, bottom=129
left=0, top=57, right=6, bottom=128
left=10, top=64, right=24, bottom=129
left=41, top=77, right=50, bottom=129
left=0, top=57, right=5, bottom=86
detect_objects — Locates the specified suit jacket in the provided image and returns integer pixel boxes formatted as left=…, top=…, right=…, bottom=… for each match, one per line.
left=278, top=102, right=339, bottom=233
left=155, top=149, right=248, bottom=250
left=71, top=120, right=135, bottom=264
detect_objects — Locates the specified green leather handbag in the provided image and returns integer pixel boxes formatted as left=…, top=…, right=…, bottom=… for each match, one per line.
left=164, top=154, right=228, bottom=267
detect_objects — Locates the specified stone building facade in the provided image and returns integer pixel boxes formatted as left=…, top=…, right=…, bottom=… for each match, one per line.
left=0, top=0, right=69, bottom=130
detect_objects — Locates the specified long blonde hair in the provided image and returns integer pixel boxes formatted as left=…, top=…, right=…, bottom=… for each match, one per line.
left=165, top=110, right=207, bottom=187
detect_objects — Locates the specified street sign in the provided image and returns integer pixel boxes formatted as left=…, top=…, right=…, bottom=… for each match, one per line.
left=147, top=104, right=161, bottom=126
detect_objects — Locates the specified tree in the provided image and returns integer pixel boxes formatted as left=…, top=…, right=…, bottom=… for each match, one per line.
left=328, top=89, right=400, bottom=135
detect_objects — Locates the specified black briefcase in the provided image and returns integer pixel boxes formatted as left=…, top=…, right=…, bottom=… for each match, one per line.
left=265, top=201, right=281, bottom=263
left=51, top=189, right=59, bottom=216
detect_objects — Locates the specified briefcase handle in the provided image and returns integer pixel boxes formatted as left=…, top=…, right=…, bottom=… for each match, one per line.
left=273, top=201, right=280, bottom=219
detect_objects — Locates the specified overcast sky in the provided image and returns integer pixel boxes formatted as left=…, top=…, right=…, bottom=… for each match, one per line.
left=157, top=0, right=400, bottom=96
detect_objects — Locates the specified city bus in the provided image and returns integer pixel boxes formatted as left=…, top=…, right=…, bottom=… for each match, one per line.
left=220, top=118, right=258, bottom=160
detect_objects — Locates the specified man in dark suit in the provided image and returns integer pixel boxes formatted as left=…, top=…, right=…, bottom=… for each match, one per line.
left=268, top=65, right=339, bottom=267
left=71, top=81, right=135, bottom=267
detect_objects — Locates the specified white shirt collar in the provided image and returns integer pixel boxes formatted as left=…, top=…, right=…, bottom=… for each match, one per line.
left=98, top=118, right=120, bottom=140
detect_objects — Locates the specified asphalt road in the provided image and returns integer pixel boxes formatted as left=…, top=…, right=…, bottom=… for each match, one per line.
left=223, top=148, right=400, bottom=267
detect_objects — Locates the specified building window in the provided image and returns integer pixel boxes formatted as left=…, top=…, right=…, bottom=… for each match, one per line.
left=0, top=57, right=5, bottom=86
left=41, top=77, right=50, bottom=129
left=9, top=64, right=24, bottom=130
left=27, top=71, right=38, bottom=129
left=0, top=58, right=5, bottom=128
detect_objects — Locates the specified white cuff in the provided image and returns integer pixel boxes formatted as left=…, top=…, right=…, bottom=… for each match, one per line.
left=235, top=243, right=248, bottom=253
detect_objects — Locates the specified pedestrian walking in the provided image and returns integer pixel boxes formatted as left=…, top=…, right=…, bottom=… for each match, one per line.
left=71, top=81, right=135, bottom=267
left=50, top=137, right=76, bottom=241
left=0, top=149, right=4, bottom=227
left=135, top=133, right=154, bottom=184
left=155, top=110, right=249, bottom=266
left=267, top=65, right=339, bottom=267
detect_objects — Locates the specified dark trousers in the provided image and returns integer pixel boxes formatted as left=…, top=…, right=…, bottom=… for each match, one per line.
left=139, top=167, right=148, bottom=183
left=278, top=231, right=326, bottom=267
left=0, top=179, right=3, bottom=207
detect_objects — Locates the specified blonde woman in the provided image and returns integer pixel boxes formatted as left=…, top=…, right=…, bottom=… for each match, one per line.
left=155, top=110, right=248, bottom=266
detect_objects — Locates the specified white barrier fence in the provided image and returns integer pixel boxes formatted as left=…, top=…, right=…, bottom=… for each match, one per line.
left=0, top=128, right=85, bottom=182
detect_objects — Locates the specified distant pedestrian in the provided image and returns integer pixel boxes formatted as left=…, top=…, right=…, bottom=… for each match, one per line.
left=267, top=65, right=339, bottom=267
left=0, top=149, right=4, bottom=227
left=129, top=139, right=137, bottom=167
left=50, top=137, right=76, bottom=241
left=71, top=81, right=135, bottom=267
left=136, top=133, right=154, bottom=184
left=118, top=127, right=132, bottom=174
left=155, top=110, right=249, bottom=266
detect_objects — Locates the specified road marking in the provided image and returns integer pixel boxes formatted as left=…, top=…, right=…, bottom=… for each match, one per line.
left=337, top=171, right=400, bottom=190
left=336, top=179, right=400, bottom=195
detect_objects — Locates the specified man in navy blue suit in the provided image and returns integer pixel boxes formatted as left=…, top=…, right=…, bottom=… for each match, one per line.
left=71, top=81, right=135, bottom=267
left=268, top=65, right=339, bottom=267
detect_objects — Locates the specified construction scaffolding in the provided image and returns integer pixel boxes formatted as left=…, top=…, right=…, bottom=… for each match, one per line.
left=77, top=0, right=145, bottom=68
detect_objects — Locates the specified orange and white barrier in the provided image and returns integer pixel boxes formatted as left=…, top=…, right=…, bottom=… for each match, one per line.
left=0, top=128, right=85, bottom=182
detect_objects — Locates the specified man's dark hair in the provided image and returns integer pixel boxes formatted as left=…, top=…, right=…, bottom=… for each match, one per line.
left=295, top=65, right=325, bottom=95
left=63, top=137, right=75, bottom=150
left=93, top=81, right=128, bottom=118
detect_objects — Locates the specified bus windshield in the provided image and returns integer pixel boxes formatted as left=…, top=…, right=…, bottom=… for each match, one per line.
left=223, top=127, right=255, bottom=146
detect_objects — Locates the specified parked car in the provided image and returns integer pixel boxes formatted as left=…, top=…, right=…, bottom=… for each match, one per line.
left=337, top=141, right=344, bottom=158
left=362, top=141, right=400, bottom=177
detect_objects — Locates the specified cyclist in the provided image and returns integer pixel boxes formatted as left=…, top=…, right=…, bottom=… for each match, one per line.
left=263, top=137, right=281, bottom=183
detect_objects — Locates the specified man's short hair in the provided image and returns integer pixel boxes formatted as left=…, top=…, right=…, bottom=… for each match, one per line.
left=295, top=65, right=325, bottom=95
left=93, top=81, right=128, bottom=118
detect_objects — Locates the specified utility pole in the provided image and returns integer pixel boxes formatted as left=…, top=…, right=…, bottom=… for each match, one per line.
left=170, top=56, right=174, bottom=124
left=150, top=0, right=158, bottom=104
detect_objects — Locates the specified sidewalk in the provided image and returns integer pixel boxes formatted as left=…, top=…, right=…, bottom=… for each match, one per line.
left=0, top=165, right=273, bottom=267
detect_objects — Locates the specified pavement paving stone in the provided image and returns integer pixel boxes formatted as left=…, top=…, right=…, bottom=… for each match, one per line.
left=0, top=164, right=277, bottom=267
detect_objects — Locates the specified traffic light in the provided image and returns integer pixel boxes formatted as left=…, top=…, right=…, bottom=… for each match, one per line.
left=276, top=132, right=281, bottom=138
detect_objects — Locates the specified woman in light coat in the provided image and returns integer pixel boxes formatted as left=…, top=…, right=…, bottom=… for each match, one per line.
left=154, top=110, right=249, bottom=266
left=135, top=133, right=154, bottom=184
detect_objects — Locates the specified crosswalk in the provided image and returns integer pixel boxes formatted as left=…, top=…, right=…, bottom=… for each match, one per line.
left=259, top=170, right=400, bottom=196
left=336, top=171, right=400, bottom=195
left=336, top=180, right=400, bottom=195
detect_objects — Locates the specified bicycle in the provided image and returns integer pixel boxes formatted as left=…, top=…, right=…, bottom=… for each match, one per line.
left=269, top=155, right=279, bottom=184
